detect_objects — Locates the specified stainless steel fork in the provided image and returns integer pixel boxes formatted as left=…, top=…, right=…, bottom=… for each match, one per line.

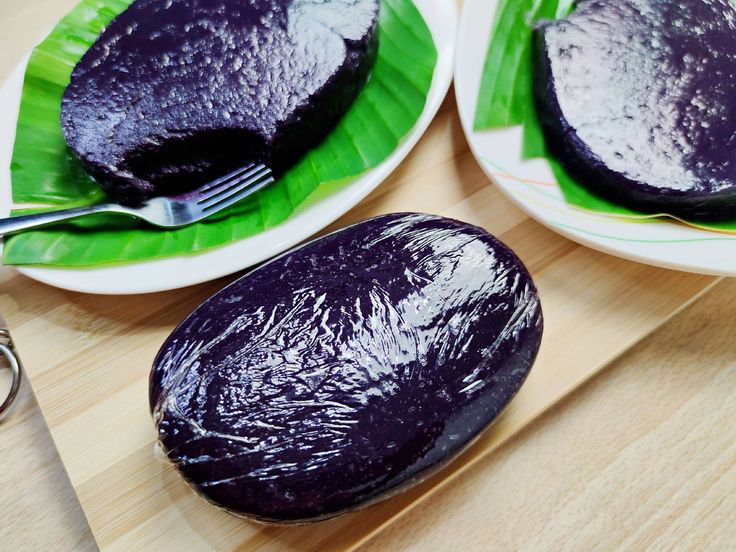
left=0, top=163, right=274, bottom=237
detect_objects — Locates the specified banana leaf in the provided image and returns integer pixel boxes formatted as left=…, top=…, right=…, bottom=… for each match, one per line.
left=473, top=0, right=736, bottom=232
left=4, top=0, right=437, bottom=267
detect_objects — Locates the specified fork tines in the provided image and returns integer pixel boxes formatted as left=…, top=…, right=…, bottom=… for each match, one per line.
left=198, top=163, right=275, bottom=211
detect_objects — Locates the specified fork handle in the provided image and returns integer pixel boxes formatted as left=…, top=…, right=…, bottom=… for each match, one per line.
left=0, top=203, right=132, bottom=237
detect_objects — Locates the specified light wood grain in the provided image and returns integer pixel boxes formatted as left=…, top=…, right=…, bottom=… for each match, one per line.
left=5, top=281, right=736, bottom=552
left=0, top=351, right=96, bottom=551
left=0, top=1, right=729, bottom=551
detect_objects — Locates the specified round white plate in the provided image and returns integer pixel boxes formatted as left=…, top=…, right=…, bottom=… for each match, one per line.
left=456, top=0, right=736, bottom=277
left=0, top=0, right=457, bottom=295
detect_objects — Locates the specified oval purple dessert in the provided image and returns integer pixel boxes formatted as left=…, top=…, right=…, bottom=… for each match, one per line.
left=149, top=213, right=543, bottom=523
left=535, top=0, right=736, bottom=219
left=61, top=0, right=379, bottom=205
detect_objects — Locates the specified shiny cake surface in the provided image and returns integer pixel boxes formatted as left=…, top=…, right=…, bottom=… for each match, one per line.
left=535, top=0, right=736, bottom=218
left=62, top=0, right=379, bottom=204
left=150, top=213, right=543, bottom=522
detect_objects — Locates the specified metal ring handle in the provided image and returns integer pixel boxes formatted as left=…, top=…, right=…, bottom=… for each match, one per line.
left=0, top=332, right=22, bottom=422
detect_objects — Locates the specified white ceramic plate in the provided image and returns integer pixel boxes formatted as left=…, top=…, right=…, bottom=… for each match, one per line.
left=0, top=0, right=457, bottom=295
left=456, top=0, right=736, bottom=277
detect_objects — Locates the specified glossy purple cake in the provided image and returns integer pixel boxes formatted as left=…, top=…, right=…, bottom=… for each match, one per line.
left=535, top=0, right=736, bottom=219
left=61, top=0, right=379, bottom=205
left=149, top=213, right=543, bottom=523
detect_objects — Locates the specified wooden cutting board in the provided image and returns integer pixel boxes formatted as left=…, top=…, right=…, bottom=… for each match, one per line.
left=0, top=93, right=720, bottom=550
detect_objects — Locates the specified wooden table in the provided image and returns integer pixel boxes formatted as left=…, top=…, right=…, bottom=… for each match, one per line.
left=5, top=280, right=736, bottom=551
left=1, top=2, right=736, bottom=550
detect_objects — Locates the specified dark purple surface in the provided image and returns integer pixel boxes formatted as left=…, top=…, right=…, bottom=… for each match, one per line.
left=149, top=213, right=543, bottom=523
left=61, top=0, right=379, bottom=205
left=535, top=0, right=736, bottom=219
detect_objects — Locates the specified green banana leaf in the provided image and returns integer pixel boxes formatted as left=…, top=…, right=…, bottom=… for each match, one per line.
left=473, top=0, right=736, bottom=232
left=4, top=0, right=437, bottom=267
